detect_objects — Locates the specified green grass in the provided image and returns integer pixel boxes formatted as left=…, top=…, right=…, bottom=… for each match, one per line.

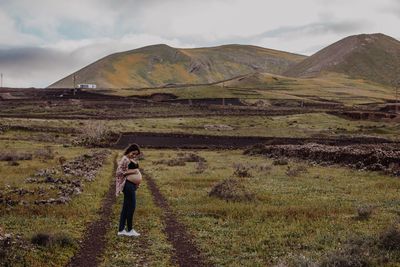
left=2, top=113, right=399, bottom=139
left=141, top=149, right=400, bottom=266
left=0, top=140, right=85, bottom=187
left=100, top=72, right=398, bottom=106
left=0, top=140, right=115, bottom=266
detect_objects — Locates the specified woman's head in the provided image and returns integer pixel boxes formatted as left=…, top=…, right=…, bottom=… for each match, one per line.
left=124, top=143, right=141, bottom=159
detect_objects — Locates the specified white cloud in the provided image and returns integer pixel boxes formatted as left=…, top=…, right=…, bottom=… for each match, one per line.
left=0, top=0, right=399, bottom=87
left=0, top=34, right=194, bottom=88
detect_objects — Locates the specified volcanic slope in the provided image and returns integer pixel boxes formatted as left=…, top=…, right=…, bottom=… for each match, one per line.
left=48, top=44, right=305, bottom=89
left=284, top=33, right=400, bottom=86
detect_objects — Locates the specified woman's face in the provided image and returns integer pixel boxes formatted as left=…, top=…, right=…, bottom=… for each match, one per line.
left=127, top=150, right=139, bottom=159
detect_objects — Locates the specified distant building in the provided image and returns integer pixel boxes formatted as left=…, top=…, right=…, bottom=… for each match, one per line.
left=77, top=84, right=96, bottom=89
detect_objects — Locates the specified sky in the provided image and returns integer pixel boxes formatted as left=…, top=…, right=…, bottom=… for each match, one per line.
left=0, top=0, right=399, bottom=87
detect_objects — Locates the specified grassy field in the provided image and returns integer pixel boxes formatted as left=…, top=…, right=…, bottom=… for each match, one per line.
left=141, top=148, right=400, bottom=266
left=1, top=113, right=399, bottom=140
left=0, top=140, right=114, bottom=266
left=101, top=72, right=398, bottom=106
left=1, top=100, right=399, bottom=266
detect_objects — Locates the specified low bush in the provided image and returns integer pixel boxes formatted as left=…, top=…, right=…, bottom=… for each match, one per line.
left=273, top=158, right=289, bottom=166
left=356, top=205, right=374, bottom=220
left=233, top=163, right=252, bottom=177
left=0, top=152, right=32, bottom=161
left=209, top=178, right=255, bottom=202
left=31, top=232, right=75, bottom=248
left=320, top=244, right=371, bottom=267
left=31, top=232, right=53, bottom=247
left=177, top=152, right=206, bottom=163
left=74, top=121, right=118, bottom=147
left=34, top=146, right=55, bottom=160
left=379, top=224, right=400, bottom=250
left=258, top=163, right=272, bottom=172
left=286, top=165, right=308, bottom=177
left=194, top=161, right=208, bottom=173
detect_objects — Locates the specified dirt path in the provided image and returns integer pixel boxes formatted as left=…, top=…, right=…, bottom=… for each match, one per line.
left=143, top=170, right=210, bottom=267
left=67, top=154, right=118, bottom=267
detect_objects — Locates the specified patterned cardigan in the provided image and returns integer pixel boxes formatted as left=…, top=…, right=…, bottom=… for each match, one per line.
left=115, top=155, right=130, bottom=197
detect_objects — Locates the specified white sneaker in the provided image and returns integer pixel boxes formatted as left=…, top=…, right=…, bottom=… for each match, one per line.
left=125, top=229, right=140, bottom=237
left=117, top=230, right=127, bottom=236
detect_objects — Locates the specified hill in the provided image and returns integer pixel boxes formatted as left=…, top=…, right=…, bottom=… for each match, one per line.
left=284, top=33, right=400, bottom=86
left=48, top=44, right=305, bottom=89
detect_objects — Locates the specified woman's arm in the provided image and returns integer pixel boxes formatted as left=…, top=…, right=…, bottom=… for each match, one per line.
left=124, top=169, right=139, bottom=175
left=115, top=156, right=130, bottom=196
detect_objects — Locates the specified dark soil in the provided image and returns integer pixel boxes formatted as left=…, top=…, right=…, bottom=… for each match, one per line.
left=115, top=132, right=396, bottom=149
left=67, top=154, right=117, bottom=267
left=144, top=170, right=210, bottom=267
left=328, top=110, right=399, bottom=121
left=245, top=143, right=400, bottom=176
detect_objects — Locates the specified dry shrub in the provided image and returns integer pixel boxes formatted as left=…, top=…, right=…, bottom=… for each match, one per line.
left=31, top=133, right=57, bottom=143
left=31, top=232, right=75, bottom=248
left=176, top=152, right=206, bottom=162
left=387, top=163, right=400, bottom=176
left=34, top=146, right=54, bottom=160
left=0, top=152, right=32, bottom=161
left=58, top=156, right=67, bottom=166
left=7, top=161, right=19, bottom=166
left=75, top=121, right=117, bottom=147
left=0, top=123, right=10, bottom=134
left=258, top=163, right=272, bottom=172
left=182, top=153, right=206, bottom=163
left=194, top=161, right=208, bottom=173
left=166, top=158, right=186, bottom=166
left=273, top=158, right=289, bottom=166
left=233, top=163, right=252, bottom=177
left=320, top=240, right=372, bottom=267
left=153, top=158, right=186, bottom=166
left=356, top=205, right=374, bottom=220
left=31, top=232, right=53, bottom=247
left=209, top=178, right=255, bottom=202
left=379, top=224, right=400, bottom=250
left=286, top=165, right=308, bottom=177
left=154, top=152, right=206, bottom=167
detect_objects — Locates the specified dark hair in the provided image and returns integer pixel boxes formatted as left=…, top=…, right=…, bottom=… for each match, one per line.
left=124, top=143, right=141, bottom=155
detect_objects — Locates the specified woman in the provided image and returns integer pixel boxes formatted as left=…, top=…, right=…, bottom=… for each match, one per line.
left=115, top=143, right=143, bottom=237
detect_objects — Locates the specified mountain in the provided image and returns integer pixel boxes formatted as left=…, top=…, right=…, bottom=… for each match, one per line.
left=284, top=33, right=400, bottom=86
left=48, top=44, right=305, bottom=89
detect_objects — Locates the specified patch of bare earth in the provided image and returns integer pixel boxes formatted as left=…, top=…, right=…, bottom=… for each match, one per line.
left=143, top=170, right=211, bottom=267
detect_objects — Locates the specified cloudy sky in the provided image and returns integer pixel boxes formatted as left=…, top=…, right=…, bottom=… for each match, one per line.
left=0, top=0, right=399, bottom=87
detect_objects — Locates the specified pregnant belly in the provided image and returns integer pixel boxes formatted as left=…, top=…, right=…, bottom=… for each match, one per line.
left=126, top=171, right=142, bottom=184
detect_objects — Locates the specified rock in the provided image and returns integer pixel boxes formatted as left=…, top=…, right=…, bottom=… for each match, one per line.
left=73, top=187, right=82, bottom=195
left=204, top=124, right=234, bottom=131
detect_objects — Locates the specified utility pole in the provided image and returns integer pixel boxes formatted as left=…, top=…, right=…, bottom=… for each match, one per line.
left=73, top=74, right=76, bottom=96
left=0, top=73, right=3, bottom=88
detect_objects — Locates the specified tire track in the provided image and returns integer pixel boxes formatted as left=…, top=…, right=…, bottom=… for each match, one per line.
left=67, top=153, right=118, bottom=267
left=143, top=170, right=211, bottom=267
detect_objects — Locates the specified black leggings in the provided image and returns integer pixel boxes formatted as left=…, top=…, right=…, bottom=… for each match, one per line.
left=118, top=180, right=136, bottom=232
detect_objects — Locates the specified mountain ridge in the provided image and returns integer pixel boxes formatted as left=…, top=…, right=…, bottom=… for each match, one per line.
left=48, top=44, right=306, bottom=89
left=284, top=33, right=400, bottom=86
